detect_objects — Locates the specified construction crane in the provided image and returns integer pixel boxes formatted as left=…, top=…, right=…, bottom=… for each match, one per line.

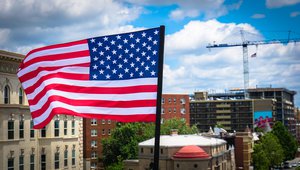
left=207, top=30, right=300, bottom=98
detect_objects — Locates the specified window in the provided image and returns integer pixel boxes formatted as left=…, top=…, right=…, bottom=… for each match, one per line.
left=161, top=108, right=164, bottom=114
left=162, top=98, right=165, bottom=104
left=8, top=120, right=14, bottom=139
left=30, top=120, right=35, bottom=138
left=181, top=108, right=186, bottom=114
left=54, top=120, right=59, bottom=137
left=102, top=119, right=105, bottom=124
left=41, top=154, right=46, bottom=170
left=30, top=154, right=35, bottom=170
left=91, top=162, right=97, bottom=169
left=102, top=129, right=105, bottom=135
left=173, top=98, right=176, bottom=103
left=173, top=108, right=176, bottom=113
left=108, top=129, right=111, bottom=135
left=55, top=152, right=59, bottom=169
left=19, top=119, right=24, bottom=139
left=160, top=149, right=163, bottom=154
left=168, top=98, right=171, bottom=103
left=91, top=140, right=97, bottom=147
left=168, top=108, right=171, bottom=113
left=4, top=85, right=10, bottom=104
left=72, top=149, right=76, bottom=166
left=64, top=150, right=68, bottom=167
left=91, top=151, right=97, bottom=159
left=64, top=120, right=67, bottom=136
left=141, top=148, right=144, bottom=153
left=8, top=157, right=14, bottom=170
left=180, top=98, right=186, bottom=104
left=19, top=155, right=24, bottom=170
left=19, top=88, right=23, bottom=104
left=41, top=127, right=46, bottom=137
left=108, top=119, right=111, bottom=124
left=150, top=148, right=153, bottom=154
left=91, top=119, right=97, bottom=125
left=71, top=120, right=75, bottom=135
left=91, top=129, right=97, bottom=136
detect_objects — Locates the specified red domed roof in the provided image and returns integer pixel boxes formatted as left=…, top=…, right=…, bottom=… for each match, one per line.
left=173, top=145, right=210, bottom=159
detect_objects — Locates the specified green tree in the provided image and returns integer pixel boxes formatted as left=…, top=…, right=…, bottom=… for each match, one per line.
left=252, top=133, right=284, bottom=169
left=102, top=118, right=198, bottom=168
left=253, top=143, right=270, bottom=170
left=272, top=121, right=298, bottom=160
left=160, top=118, right=198, bottom=135
left=102, top=123, right=153, bottom=166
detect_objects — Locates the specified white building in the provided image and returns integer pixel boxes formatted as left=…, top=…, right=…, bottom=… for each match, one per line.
left=124, top=131, right=235, bottom=170
left=0, top=50, right=83, bottom=170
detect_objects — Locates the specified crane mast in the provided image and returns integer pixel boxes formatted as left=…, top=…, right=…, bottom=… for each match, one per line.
left=207, top=32, right=300, bottom=99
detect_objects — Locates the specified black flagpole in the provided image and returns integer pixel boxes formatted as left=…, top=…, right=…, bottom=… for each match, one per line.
left=153, top=25, right=165, bottom=170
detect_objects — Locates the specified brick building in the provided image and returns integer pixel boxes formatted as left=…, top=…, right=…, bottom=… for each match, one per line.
left=161, top=94, right=190, bottom=125
left=83, top=118, right=116, bottom=169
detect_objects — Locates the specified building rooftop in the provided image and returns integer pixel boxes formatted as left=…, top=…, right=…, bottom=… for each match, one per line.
left=139, top=134, right=226, bottom=147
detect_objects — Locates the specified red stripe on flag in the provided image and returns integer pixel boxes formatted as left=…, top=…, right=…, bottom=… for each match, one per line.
left=31, top=96, right=157, bottom=118
left=33, top=109, right=156, bottom=129
left=22, top=50, right=90, bottom=69
left=27, top=84, right=157, bottom=106
left=24, top=72, right=89, bottom=95
left=19, top=63, right=90, bottom=83
left=26, top=40, right=87, bottom=58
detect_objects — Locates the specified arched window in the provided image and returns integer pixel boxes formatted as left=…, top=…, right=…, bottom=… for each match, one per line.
left=4, top=85, right=10, bottom=104
left=19, top=88, right=23, bottom=104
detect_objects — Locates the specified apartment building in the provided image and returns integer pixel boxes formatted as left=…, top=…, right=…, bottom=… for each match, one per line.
left=161, top=94, right=190, bottom=125
left=0, top=50, right=83, bottom=170
left=190, top=92, right=276, bottom=132
left=247, top=88, right=297, bottom=135
left=83, top=118, right=116, bottom=170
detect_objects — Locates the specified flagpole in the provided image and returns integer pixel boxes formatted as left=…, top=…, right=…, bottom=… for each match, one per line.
left=153, top=25, right=165, bottom=170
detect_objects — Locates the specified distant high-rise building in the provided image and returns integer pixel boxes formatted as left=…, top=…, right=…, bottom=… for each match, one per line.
left=190, top=91, right=276, bottom=132
left=247, top=88, right=296, bottom=135
left=0, top=50, right=83, bottom=170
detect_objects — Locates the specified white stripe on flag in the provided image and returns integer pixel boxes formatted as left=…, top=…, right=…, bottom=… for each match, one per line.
left=29, top=90, right=157, bottom=112
left=24, top=43, right=89, bottom=63
left=33, top=102, right=156, bottom=125
left=22, top=66, right=89, bottom=89
left=26, top=77, right=158, bottom=100
left=18, top=56, right=91, bottom=77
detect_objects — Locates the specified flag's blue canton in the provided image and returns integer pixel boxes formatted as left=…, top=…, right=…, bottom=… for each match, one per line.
left=88, top=28, right=160, bottom=81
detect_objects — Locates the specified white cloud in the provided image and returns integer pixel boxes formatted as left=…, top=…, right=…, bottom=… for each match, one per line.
left=266, top=0, right=300, bottom=8
left=251, top=14, right=266, bottom=19
left=165, top=20, right=261, bottom=55
left=162, top=20, right=300, bottom=107
left=0, top=0, right=142, bottom=54
left=0, top=28, right=10, bottom=45
left=124, top=0, right=242, bottom=20
left=290, top=11, right=300, bottom=17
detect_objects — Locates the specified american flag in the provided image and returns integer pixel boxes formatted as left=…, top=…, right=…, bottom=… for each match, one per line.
left=17, top=27, right=163, bottom=129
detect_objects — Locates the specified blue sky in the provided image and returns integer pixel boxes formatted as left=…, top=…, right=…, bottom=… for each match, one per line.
left=0, top=0, right=300, bottom=106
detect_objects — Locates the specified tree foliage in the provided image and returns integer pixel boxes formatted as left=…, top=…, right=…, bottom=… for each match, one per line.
left=253, top=133, right=284, bottom=169
left=252, top=143, right=270, bottom=170
left=102, top=118, right=198, bottom=168
left=271, top=121, right=298, bottom=160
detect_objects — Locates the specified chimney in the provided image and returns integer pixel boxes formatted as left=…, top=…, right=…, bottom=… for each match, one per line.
left=170, top=129, right=178, bottom=136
